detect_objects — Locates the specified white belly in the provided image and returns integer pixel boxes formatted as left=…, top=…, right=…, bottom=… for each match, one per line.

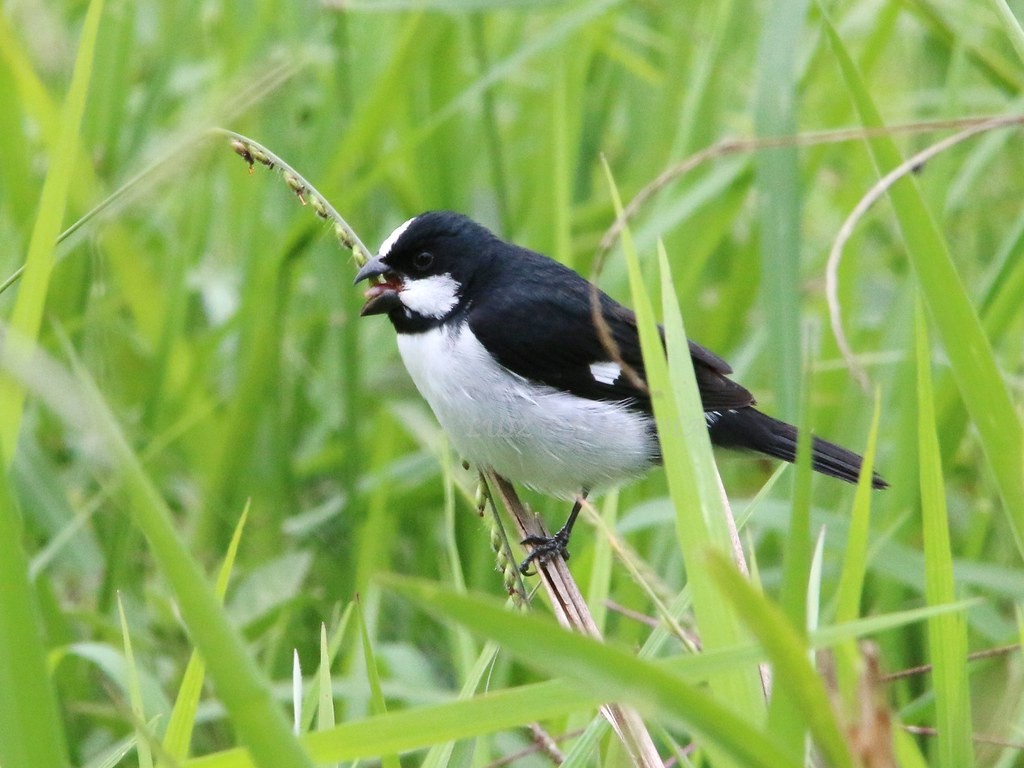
left=396, top=325, right=657, bottom=497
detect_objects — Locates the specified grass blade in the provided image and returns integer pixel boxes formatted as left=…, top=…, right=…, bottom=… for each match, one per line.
left=823, top=13, right=1024, bottom=557
left=385, top=575, right=800, bottom=768
left=831, top=392, right=883, bottom=705
left=833, top=393, right=882, bottom=624
left=768, top=349, right=814, bottom=752
left=753, top=0, right=810, bottom=421
left=0, top=0, right=105, bottom=462
left=163, top=504, right=251, bottom=761
left=356, top=597, right=400, bottom=768
left=299, top=605, right=353, bottom=735
left=604, top=161, right=766, bottom=742
left=0, top=466, right=69, bottom=767
left=706, top=553, right=854, bottom=768
left=0, top=339, right=314, bottom=768
left=915, top=298, right=973, bottom=767
left=117, top=593, right=154, bottom=768
left=317, top=623, right=336, bottom=734
left=180, top=597, right=971, bottom=768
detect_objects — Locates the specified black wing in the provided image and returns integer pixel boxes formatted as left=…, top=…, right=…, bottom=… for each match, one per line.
left=468, top=257, right=754, bottom=413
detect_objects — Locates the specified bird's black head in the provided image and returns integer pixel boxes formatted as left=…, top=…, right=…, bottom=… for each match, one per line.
left=354, top=211, right=498, bottom=332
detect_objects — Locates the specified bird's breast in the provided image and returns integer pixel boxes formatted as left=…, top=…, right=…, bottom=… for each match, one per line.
left=395, top=324, right=658, bottom=496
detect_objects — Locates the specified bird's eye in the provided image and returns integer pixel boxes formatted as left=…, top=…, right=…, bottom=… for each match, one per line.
left=413, top=251, right=434, bottom=271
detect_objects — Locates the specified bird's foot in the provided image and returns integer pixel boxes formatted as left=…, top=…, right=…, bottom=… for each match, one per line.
left=518, top=527, right=571, bottom=575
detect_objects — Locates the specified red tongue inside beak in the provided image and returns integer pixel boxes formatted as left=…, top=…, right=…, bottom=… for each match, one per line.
left=360, top=275, right=404, bottom=316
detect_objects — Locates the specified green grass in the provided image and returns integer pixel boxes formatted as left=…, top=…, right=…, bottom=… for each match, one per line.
left=1, top=1, right=1023, bottom=766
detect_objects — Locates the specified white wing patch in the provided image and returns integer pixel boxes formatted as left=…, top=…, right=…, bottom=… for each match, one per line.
left=399, top=273, right=460, bottom=319
left=704, top=409, right=739, bottom=427
left=378, top=216, right=416, bottom=258
left=589, top=361, right=621, bottom=385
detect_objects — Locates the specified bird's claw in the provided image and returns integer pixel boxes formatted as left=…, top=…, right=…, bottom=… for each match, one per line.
left=518, top=528, right=571, bottom=575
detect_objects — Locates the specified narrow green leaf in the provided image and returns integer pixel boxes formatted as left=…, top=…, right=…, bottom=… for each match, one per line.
left=823, top=14, right=1024, bottom=558
left=753, top=0, right=810, bottom=420
left=893, top=725, right=931, bottom=768
left=185, top=679, right=602, bottom=768
left=83, top=732, right=138, bottom=768
left=386, top=575, right=800, bottom=768
left=317, top=624, right=336, bottom=733
left=604, top=160, right=766, bottom=738
left=421, top=638, right=502, bottom=768
left=768, top=350, right=814, bottom=756
left=706, top=553, right=854, bottom=768
left=0, top=0, right=105, bottom=462
left=778, top=349, right=814, bottom=628
left=0, top=340, right=313, bottom=768
left=300, top=605, right=353, bottom=735
left=987, top=0, right=1024, bottom=65
left=0, top=465, right=69, bottom=767
left=164, top=503, right=250, bottom=761
left=831, top=392, right=883, bottom=706
left=357, top=597, right=400, bottom=768
left=312, top=622, right=340, bottom=768
left=916, top=298, right=973, bottom=767
left=292, top=651, right=303, bottom=735
left=833, top=393, right=882, bottom=624
left=117, top=593, right=154, bottom=768
left=658, top=242, right=768, bottom=720
left=180, top=596, right=972, bottom=768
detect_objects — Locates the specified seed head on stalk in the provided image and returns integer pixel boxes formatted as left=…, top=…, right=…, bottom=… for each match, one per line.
left=220, top=129, right=373, bottom=266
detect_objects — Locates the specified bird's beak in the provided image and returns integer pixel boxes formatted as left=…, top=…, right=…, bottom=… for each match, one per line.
left=354, top=255, right=404, bottom=316
left=353, top=255, right=388, bottom=285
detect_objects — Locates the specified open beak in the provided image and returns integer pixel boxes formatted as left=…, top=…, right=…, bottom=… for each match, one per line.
left=354, top=255, right=404, bottom=316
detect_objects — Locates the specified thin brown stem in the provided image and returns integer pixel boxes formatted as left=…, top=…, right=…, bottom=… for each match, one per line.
left=902, top=724, right=1024, bottom=750
left=485, top=472, right=663, bottom=767
left=880, top=643, right=1020, bottom=683
left=825, top=115, right=1023, bottom=389
left=595, top=113, right=1024, bottom=265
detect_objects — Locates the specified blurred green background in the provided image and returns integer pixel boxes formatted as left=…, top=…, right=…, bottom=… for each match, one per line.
left=1, top=0, right=1024, bottom=765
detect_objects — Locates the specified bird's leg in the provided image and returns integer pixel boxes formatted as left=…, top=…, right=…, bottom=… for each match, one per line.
left=518, top=491, right=588, bottom=575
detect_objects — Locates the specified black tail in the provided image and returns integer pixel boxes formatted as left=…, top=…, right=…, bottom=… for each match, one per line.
left=707, top=408, right=888, bottom=490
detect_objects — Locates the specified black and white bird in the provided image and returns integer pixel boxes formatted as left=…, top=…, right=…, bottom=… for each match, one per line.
left=355, top=211, right=886, bottom=573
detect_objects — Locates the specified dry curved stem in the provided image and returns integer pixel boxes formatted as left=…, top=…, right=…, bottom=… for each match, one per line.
left=594, top=113, right=1024, bottom=267
left=589, top=282, right=648, bottom=396
left=591, top=113, right=1024, bottom=393
left=596, top=139, right=747, bottom=267
left=485, top=471, right=663, bottom=768
left=825, top=114, right=1024, bottom=390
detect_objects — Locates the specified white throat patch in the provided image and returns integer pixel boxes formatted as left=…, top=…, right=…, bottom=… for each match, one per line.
left=378, top=217, right=417, bottom=258
left=400, top=273, right=460, bottom=318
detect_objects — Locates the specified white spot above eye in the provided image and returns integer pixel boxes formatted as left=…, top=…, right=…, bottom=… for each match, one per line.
left=399, top=273, right=460, bottom=318
left=378, top=216, right=417, bottom=258
left=589, top=361, right=621, bottom=385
